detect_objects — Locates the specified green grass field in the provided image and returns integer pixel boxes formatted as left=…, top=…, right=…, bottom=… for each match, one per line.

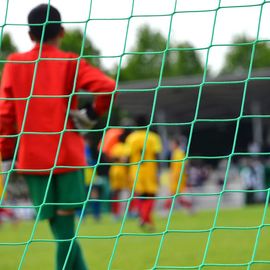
left=1, top=205, right=270, bottom=270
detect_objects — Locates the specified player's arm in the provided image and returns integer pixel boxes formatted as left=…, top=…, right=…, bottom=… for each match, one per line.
left=153, top=134, right=163, bottom=180
left=154, top=134, right=163, bottom=160
left=0, top=58, right=17, bottom=161
left=71, top=58, right=115, bottom=129
left=77, top=59, right=115, bottom=115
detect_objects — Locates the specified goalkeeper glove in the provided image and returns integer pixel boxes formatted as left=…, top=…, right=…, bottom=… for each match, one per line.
left=70, top=104, right=98, bottom=132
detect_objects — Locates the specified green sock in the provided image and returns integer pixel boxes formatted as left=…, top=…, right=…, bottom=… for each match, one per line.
left=49, top=214, right=88, bottom=270
left=73, top=242, right=88, bottom=270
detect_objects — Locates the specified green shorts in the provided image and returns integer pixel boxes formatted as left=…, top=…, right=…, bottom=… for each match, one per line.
left=24, top=170, right=86, bottom=220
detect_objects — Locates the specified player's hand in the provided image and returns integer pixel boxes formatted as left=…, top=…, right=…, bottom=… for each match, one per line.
left=70, top=104, right=98, bottom=131
left=1, top=159, right=12, bottom=181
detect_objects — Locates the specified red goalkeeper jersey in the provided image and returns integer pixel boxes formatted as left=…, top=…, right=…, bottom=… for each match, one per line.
left=0, top=44, right=115, bottom=174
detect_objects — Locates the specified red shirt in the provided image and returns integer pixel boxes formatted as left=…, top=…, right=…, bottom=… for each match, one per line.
left=0, top=44, right=115, bottom=174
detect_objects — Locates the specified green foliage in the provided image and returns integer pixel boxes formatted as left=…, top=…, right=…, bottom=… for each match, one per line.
left=222, top=35, right=270, bottom=74
left=119, top=26, right=166, bottom=81
left=60, top=29, right=101, bottom=68
left=119, top=25, right=203, bottom=81
left=165, top=42, right=203, bottom=77
left=0, top=33, right=17, bottom=71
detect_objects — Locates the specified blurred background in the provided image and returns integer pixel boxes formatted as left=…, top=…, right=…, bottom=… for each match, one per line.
left=2, top=1, right=270, bottom=269
left=1, top=0, right=270, bottom=215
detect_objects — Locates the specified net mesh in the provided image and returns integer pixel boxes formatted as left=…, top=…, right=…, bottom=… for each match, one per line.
left=1, top=0, right=270, bottom=269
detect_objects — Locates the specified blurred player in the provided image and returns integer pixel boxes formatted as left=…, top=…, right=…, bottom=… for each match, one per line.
left=126, top=116, right=162, bottom=231
left=109, top=133, right=130, bottom=220
left=0, top=154, right=5, bottom=224
left=0, top=4, right=115, bottom=270
left=165, top=137, right=192, bottom=212
left=0, top=154, right=17, bottom=224
left=0, top=154, right=3, bottom=200
left=82, top=136, right=101, bottom=221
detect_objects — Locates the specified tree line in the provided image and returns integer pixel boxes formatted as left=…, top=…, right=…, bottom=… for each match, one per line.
left=1, top=26, right=270, bottom=80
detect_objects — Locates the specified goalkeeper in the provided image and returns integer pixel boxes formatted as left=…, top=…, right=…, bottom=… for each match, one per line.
left=0, top=4, right=115, bottom=270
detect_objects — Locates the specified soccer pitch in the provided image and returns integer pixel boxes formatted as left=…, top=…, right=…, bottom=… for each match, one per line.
left=1, top=205, right=270, bottom=270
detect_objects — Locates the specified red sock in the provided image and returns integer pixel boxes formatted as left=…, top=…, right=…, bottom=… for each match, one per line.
left=0, top=208, right=15, bottom=219
left=129, top=193, right=139, bottom=214
left=164, top=198, right=172, bottom=210
left=112, top=192, right=120, bottom=216
left=140, top=199, right=155, bottom=225
left=178, top=197, right=192, bottom=209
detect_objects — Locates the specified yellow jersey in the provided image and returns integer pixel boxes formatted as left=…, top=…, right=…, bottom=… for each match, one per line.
left=126, top=130, right=162, bottom=194
left=84, top=167, right=94, bottom=186
left=109, top=142, right=130, bottom=190
left=170, top=148, right=187, bottom=194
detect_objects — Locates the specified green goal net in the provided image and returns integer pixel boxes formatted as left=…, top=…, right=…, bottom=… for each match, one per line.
left=1, top=0, right=270, bottom=269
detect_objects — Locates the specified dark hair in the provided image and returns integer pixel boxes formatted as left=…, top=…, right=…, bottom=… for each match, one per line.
left=135, top=115, right=148, bottom=127
left=28, top=4, right=62, bottom=42
left=119, top=130, right=130, bottom=143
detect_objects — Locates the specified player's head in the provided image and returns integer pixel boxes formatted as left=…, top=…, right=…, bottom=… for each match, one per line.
left=170, top=136, right=180, bottom=150
left=28, top=4, right=63, bottom=43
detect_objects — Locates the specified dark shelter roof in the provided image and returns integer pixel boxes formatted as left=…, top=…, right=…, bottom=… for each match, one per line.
left=116, top=68, right=270, bottom=158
